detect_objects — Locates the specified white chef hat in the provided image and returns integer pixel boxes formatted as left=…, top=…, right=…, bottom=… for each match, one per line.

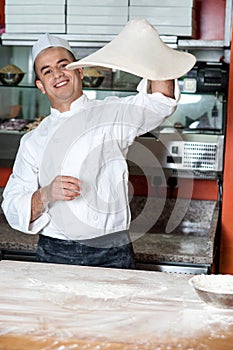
left=32, top=33, right=75, bottom=64
left=67, top=18, right=196, bottom=80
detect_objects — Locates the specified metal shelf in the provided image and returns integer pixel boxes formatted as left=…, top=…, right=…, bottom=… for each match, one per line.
left=1, top=32, right=178, bottom=48
left=178, top=40, right=225, bottom=49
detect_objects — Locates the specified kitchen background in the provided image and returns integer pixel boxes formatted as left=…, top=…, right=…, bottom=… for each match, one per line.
left=0, top=0, right=233, bottom=274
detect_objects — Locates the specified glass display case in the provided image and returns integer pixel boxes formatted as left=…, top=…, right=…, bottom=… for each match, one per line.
left=129, top=62, right=229, bottom=180
left=0, top=83, right=227, bottom=133
left=151, top=62, right=228, bottom=137
left=0, top=84, right=137, bottom=122
left=0, top=82, right=137, bottom=167
left=155, top=91, right=226, bottom=135
left=0, top=84, right=50, bottom=120
left=0, top=61, right=228, bottom=172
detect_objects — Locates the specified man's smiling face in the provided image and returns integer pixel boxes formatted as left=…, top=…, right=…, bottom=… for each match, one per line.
left=35, top=47, right=83, bottom=112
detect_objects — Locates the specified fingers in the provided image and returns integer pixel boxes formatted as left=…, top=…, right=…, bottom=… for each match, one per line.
left=60, top=176, right=81, bottom=200
left=48, top=175, right=82, bottom=202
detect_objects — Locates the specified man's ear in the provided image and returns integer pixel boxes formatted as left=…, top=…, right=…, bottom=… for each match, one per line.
left=36, top=79, right=46, bottom=94
left=78, top=68, right=83, bottom=79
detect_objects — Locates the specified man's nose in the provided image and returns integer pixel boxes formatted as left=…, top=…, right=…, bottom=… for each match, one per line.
left=53, top=67, right=64, bottom=78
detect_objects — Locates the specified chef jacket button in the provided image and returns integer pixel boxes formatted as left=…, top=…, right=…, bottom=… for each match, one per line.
left=93, top=215, right=98, bottom=221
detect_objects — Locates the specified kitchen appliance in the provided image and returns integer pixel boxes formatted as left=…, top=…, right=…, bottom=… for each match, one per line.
left=129, top=62, right=228, bottom=274
left=148, top=62, right=228, bottom=183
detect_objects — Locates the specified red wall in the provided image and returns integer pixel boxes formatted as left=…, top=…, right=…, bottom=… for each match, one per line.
left=196, top=0, right=226, bottom=40
left=130, top=175, right=218, bottom=201
left=0, top=168, right=12, bottom=187
left=219, top=28, right=233, bottom=274
left=193, top=0, right=233, bottom=274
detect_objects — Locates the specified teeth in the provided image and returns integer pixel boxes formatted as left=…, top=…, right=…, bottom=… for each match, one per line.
left=55, top=81, right=67, bottom=88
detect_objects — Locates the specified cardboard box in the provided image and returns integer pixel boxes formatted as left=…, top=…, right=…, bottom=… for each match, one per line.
left=5, top=0, right=65, bottom=4
left=5, top=5, right=65, bottom=15
left=129, top=16, right=195, bottom=27
left=129, top=6, right=194, bottom=19
left=130, top=0, right=196, bottom=7
left=5, top=23, right=66, bottom=33
left=129, top=6, right=197, bottom=37
left=5, top=14, right=65, bottom=24
left=153, top=25, right=196, bottom=37
left=67, top=24, right=123, bottom=35
left=67, top=15, right=127, bottom=26
left=129, top=8, right=195, bottom=26
left=67, top=0, right=127, bottom=6
left=67, top=6, right=128, bottom=16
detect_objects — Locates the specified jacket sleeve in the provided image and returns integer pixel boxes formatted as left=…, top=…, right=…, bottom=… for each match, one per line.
left=106, top=78, right=180, bottom=148
left=1, top=133, right=50, bottom=234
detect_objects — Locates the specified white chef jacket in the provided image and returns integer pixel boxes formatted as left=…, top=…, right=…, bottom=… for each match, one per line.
left=2, top=79, right=179, bottom=240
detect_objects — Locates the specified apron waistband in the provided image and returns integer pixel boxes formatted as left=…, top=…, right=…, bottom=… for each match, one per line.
left=39, top=230, right=131, bottom=248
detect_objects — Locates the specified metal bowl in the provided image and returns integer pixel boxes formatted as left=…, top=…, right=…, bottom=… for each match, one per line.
left=82, top=75, right=104, bottom=88
left=189, top=274, right=233, bottom=309
left=0, top=72, right=25, bottom=86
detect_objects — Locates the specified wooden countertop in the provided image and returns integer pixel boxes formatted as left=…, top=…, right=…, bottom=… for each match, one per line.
left=0, top=260, right=233, bottom=350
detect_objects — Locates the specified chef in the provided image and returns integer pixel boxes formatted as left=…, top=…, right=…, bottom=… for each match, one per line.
left=2, top=19, right=195, bottom=268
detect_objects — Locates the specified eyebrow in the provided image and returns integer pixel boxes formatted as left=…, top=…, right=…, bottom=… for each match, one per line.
left=40, top=58, right=69, bottom=74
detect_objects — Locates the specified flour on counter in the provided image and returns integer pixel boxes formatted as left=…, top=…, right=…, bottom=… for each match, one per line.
left=1, top=261, right=233, bottom=347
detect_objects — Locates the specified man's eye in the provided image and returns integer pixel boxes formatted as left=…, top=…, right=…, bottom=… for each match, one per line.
left=44, top=70, right=52, bottom=76
left=60, top=64, right=67, bottom=69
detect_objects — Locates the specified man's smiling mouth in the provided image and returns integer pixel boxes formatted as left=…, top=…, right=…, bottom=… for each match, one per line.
left=54, top=80, right=69, bottom=88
